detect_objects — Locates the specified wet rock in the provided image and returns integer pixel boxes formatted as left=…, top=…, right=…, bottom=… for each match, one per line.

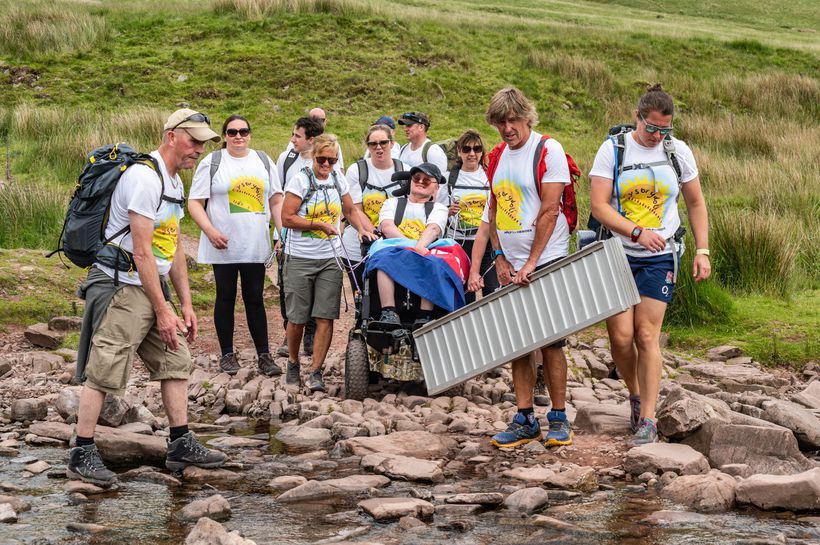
left=182, top=466, right=242, bottom=483
left=445, top=493, right=504, bottom=505
left=65, top=481, right=107, bottom=495
left=503, top=487, right=549, bottom=514
left=277, top=480, right=348, bottom=504
left=180, top=494, right=231, bottom=522
left=399, top=516, right=425, bottom=529
left=24, top=323, right=64, bottom=349
left=660, top=469, right=737, bottom=512
left=363, top=453, right=444, bottom=483
left=335, top=431, right=454, bottom=459
left=759, top=399, right=820, bottom=450
left=120, top=466, right=181, bottom=486
left=207, top=436, right=267, bottom=449
left=185, top=516, right=257, bottom=545
left=269, top=475, right=307, bottom=491
left=225, top=389, right=254, bottom=414
left=545, top=466, right=598, bottom=492
left=530, top=514, right=587, bottom=531
left=275, top=425, right=333, bottom=452
left=10, top=398, right=47, bottom=422
left=502, top=466, right=555, bottom=484
left=643, top=510, right=710, bottom=525
left=66, top=522, right=109, bottom=534
left=0, top=496, right=30, bottom=512
left=0, top=503, right=17, bottom=523
left=358, top=497, right=434, bottom=521
left=736, top=468, right=820, bottom=511
left=24, top=460, right=50, bottom=474
left=435, top=504, right=482, bottom=517
left=322, top=474, right=391, bottom=492
left=624, top=443, right=709, bottom=476
left=574, top=403, right=631, bottom=435
left=98, top=395, right=130, bottom=428
left=707, top=345, right=742, bottom=361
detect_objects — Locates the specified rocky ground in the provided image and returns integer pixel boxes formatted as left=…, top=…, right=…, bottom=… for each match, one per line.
left=1, top=301, right=819, bottom=544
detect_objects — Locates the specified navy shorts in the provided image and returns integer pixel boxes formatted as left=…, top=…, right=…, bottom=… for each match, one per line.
left=628, top=253, right=677, bottom=304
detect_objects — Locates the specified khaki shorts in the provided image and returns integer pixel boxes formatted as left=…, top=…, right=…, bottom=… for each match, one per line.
left=85, top=285, right=192, bottom=396
left=283, top=255, right=342, bottom=323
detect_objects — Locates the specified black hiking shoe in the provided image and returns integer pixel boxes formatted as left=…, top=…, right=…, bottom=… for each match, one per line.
left=286, top=361, right=301, bottom=385
left=219, top=352, right=240, bottom=375
left=308, top=369, right=325, bottom=392
left=165, top=432, right=227, bottom=472
left=378, top=309, right=401, bottom=324
left=66, top=444, right=117, bottom=487
left=257, top=352, right=282, bottom=376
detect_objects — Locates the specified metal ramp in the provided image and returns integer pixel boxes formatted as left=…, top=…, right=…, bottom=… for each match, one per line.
left=415, top=238, right=640, bottom=394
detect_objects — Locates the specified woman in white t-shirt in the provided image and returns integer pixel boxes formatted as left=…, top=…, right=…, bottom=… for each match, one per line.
left=188, top=115, right=283, bottom=377
left=436, top=129, right=498, bottom=303
left=589, top=84, right=711, bottom=447
left=341, top=123, right=406, bottom=293
left=281, top=134, right=376, bottom=393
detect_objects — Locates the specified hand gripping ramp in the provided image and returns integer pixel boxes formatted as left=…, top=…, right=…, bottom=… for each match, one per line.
left=415, top=238, right=640, bottom=395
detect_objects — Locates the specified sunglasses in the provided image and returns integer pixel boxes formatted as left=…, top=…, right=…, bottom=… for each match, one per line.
left=412, top=177, right=435, bottom=186
left=169, top=112, right=210, bottom=131
left=225, top=128, right=250, bottom=137
left=460, top=145, right=483, bottom=154
left=366, top=140, right=391, bottom=148
left=315, top=156, right=338, bottom=166
left=640, top=114, right=673, bottom=136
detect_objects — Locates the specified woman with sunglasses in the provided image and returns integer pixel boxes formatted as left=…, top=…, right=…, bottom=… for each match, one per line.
left=340, top=123, right=406, bottom=292
left=281, top=134, right=376, bottom=393
left=589, top=84, right=711, bottom=446
left=189, top=115, right=284, bottom=377
left=437, top=129, right=498, bottom=303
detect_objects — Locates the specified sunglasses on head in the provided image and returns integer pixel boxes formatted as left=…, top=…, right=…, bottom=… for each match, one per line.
left=170, top=112, right=210, bottom=131
left=460, top=144, right=483, bottom=154
left=315, top=156, right=338, bottom=166
left=225, top=128, right=250, bottom=137
left=366, top=139, right=391, bottom=148
left=640, top=114, right=673, bottom=136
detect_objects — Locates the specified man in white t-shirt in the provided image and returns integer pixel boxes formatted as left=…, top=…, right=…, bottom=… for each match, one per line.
left=375, top=163, right=449, bottom=327
left=68, top=109, right=227, bottom=487
left=483, top=87, right=574, bottom=450
left=282, top=108, right=345, bottom=172
left=397, top=112, right=448, bottom=173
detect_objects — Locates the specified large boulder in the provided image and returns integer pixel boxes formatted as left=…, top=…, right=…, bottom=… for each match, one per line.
left=544, top=466, right=598, bottom=493
left=179, top=495, right=231, bottom=522
left=759, top=399, right=820, bottom=451
left=335, top=431, right=454, bottom=459
left=320, top=475, right=390, bottom=493
left=56, top=387, right=83, bottom=422
left=276, top=480, right=349, bottom=504
left=624, top=443, right=709, bottom=476
left=185, top=517, right=257, bottom=545
left=503, top=487, right=549, bottom=514
left=10, top=398, right=48, bottom=422
left=28, top=421, right=165, bottom=466
left=678, top=362, right=787, bottom=388
left=362, top=454, right=444, bottom=483
left=574, top=404, right=631, bottom=435
left=792, top=381, right=820, bottom=410
left=358, top=498, right=434, bottom=521
left=274, top=426, right=333, bottom=452
left=656, top=386, right=730, bottom=439
left=24, top=323, right=64, bottom=349
left=736, top=468, right=820, bottom=511
left=98, top=395, right=130, bottom=428
left=660, top=469, right=737, bottom=512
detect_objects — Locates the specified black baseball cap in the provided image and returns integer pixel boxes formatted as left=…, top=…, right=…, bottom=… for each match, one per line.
left=398, top=111, right=430, bottom=127
left=409, top=162, right=443, bottom=184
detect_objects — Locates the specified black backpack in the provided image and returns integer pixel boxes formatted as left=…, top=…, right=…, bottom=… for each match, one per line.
left=50, top=144, right=161, bottom=269
left=393, top=198, right=434, bottom=225
left=355, top=158, right=405, bottom=194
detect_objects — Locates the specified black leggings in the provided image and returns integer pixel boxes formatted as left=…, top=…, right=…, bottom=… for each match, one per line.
left=213, top=263, right=269, bottom=356
left=461, top=239, right=499, bottom=304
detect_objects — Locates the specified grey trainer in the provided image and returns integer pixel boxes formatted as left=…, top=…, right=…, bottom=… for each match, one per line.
left=308, top=369, right=325, bottom=392
left=286, top=361, right=301, bottom=385
left=67, top=444, right=117, bottom=487
left=165, top=431, right=227, bottom=472
left=219, top=352, right=240, bottom=375
left=257, top=352, right=282, bottom=377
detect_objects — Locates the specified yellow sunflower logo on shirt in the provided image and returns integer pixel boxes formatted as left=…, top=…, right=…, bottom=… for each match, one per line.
left=457, top=193, right=487, bottom=230
left=493, top=179, right=523, bottom=231
left=620, top=175, right=669, bottom=229
left=304, top=201, right=341, bottom=239
left=398, top=219, right=426, bottom=240
left=152, top=213, right=179, bottom=261
left=228, top=175, right=265, bottom=213
left=362, top=192, right=387, bottom=227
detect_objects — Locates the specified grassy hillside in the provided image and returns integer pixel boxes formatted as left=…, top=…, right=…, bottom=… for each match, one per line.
left=0, top=0, right=817, bottom=366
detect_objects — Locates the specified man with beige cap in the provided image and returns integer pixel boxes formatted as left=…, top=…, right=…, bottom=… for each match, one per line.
left=67, top=109, right=227, bottom=486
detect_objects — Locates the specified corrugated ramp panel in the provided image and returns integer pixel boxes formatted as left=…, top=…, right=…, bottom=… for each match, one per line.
left=416, top=238, right=640, bottom=394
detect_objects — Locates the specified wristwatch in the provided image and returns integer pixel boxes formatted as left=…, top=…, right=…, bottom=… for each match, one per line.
left=630, top=226, right=643, bottom=243
left=492, top=249, right=504, bottom=259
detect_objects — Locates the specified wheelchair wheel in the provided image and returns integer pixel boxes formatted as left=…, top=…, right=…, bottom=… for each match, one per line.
left=436, top=382, right=465, bottom=398
left=345, top=336, right=370, bottom=401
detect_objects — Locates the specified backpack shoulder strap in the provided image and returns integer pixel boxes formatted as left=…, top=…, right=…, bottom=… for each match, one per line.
left=531, top=135, right=550, bottom=197
left=255, top=149, right=272, bottom=173
left=209, top=149, right=223, bottom=184
left=283, top=149, right=299, bottom=182
left=330, top=170, right=344, bottom=198
left=394, top=198, right=409, bottom=225
left=421, top=140, right=432, bottom=163
left=485, top=142, right=507, bottom=185
left=662, top=135, right=683, bottom=183
left=424, top=200, right=434, bottom=219
left=614, top=133, right=626, bottom=178
left=399, top=143, right=408, bottom=157
left=300, top=166, right=318, bottom=207
left=356, top=159, right=368, bottom=189
left=447, top=166, right=461, bottom=199
left=392, top=158, right=404, bottom=172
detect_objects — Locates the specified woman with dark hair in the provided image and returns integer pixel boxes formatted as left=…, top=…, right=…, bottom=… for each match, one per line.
left=188, top=115, right=283, bottom=377
left=437, top=129, right=498, bottom=303
left=589, top=84, right=711, bottom=446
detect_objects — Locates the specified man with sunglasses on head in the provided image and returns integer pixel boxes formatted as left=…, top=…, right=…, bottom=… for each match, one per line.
left=397, top=112, right=448, bottom=174
left=67, top=109, right=227, bottom=487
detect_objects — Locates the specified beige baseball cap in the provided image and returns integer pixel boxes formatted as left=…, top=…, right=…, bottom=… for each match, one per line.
left=163, top=108, right=220, bottom=143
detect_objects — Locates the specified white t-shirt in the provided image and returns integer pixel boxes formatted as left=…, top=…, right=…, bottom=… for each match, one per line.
left=589, top=132, right=698, bottom=257
left=436, top=168, right=490, bottom=241
left=379, top=198, right=448, bottom=241
left=189, top=149, right=282, bottom=264
left=483, top=132, right=571, bottom=270
left=341, top=158, right=405, bottom=260
left=95, top=150, right=185, bottom=286
left=284, top=169, right=350, bottom=260
left=399, top=139, right=448, bottom=172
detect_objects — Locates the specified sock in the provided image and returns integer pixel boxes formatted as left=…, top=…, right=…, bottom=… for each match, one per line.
left=418, top=310, right=433, bottom=320
left=518, top=407, right=535, bottom=424
left=256, top=345, right=269, bottom=356
left=170, top=425, right=189, bottom=442
left=76, top=436, right=94, bottom=447
left=629, top=394, right=640, bottom=402
left=221, top=347, right=234, bottom=357
left=550, top=407, right=566, bottom=413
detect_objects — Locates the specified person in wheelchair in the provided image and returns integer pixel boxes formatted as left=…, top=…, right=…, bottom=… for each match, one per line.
left=364, top=163, right=466, bottom=330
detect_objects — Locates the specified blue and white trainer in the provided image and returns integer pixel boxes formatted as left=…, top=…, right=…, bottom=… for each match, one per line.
left=491, top=412, right=542, bottom=448
left=544, top=410, right=573, bottom=447
left=629, top=417, right=658, bottom=447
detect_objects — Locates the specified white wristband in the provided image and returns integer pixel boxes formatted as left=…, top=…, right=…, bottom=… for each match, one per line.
left=695, top=248, right=710, bottom=256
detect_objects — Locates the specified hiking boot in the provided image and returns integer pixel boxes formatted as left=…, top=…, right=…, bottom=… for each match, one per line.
left=66, top=444, right=117, bottom=487
left=491, top=412, right=542, bottom=448
left=629, top=395, right=641, bottom=434
left=303, top=333, right=314, bottom=357
left=308, top=369, right=325, bottom=392
left=544, top=410, right=573, bottom=447
left=629, top=417, right=658, bottom=447
left=276, top=340, right=289, bottom=358
left=286, top=361, right=301, bottom=385
left=165, top=431, right=227, bottom=472
left=412, top=316, right=431, bottom=330
left=378, top=309, right=401, bottom=324
left=218, top=352, right=240, bottom=376
left=257, top=352, right=282, bottom=377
